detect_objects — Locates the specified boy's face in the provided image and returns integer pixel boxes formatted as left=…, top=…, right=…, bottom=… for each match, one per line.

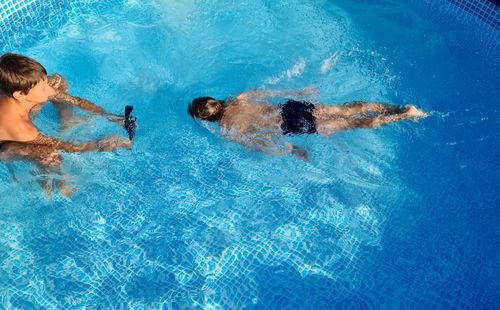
left=14, top=76, right=52, bottom=104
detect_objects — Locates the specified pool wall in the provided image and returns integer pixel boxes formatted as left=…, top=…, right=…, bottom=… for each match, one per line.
left=0, top=0, right=123, bottom=52
left=411, top=0, right=499, bottom=52
left=1, top=0, right=71, bottom=52
left=1, top=0, right=498, bottom=55
left=440, top=0, right=499, bottom=30
left=0, top=0, right=37, bottom=23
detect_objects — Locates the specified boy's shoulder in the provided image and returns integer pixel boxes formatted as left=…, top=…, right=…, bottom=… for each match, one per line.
left=1, top=120, right=39, bottom=142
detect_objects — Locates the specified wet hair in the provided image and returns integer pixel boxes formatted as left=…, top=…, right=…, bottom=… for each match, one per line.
left=188, top=96, right=225, bottom=122
left=0, top=53, right=47, bottom=97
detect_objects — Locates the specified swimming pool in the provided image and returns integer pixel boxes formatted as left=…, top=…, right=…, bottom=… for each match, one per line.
left=1, top=0, right=499, bottom=308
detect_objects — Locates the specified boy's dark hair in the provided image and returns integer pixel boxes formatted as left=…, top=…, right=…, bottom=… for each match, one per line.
left=0, top=53, right=47, bottom=97
left=188, top=96, right=225, bottom=122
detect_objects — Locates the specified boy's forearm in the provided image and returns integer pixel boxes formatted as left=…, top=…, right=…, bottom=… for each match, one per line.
left=242, top=89, right=303, bottom=100
left=27, top=134, right=98, bottom=153
left=270, top=90, right=302, bottom=97
left=250, top=139, right=292, bottom=155
left=48, top=74, right=120, bottom=117
left=51, top=93, right=115, bottom=116
left=228, top=133, right=292, bottom=155
left=74, top=140, right=100, bottom=152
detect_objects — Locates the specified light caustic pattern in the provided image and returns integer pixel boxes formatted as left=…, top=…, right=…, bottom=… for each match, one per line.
left=2, top=0, right=498, bottom=309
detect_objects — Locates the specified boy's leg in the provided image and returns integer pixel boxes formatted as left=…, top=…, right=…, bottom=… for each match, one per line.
left=347, top=111, right=411, bottom=128
left=35, top=160, right=75, bottom=198
left=24, top=145, right=74, bottom=198
left=315, top=101, right=384, bottom=118
left=315, top=101, right=409, bottom=119
left=35, top=165, right=56, bottom=197
left=1, top=142, right=74, bottom=197
left=316, top=105, right=426, bottom=136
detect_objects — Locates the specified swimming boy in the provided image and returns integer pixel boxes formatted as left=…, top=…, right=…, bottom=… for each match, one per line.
left=0, top=53, right=131, bottom=195
left=188, top=88, right=427, bottom=160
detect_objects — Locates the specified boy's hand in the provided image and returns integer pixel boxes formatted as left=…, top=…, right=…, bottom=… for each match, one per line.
left=297, top=85, right=319, bottom=100
left=291, top=145, right=310, bottom=162
left=96, top=136, right=132, bottom=152
left=106, top=114, right=125, bottom=125
left=297, top=85, right=319, bottom=101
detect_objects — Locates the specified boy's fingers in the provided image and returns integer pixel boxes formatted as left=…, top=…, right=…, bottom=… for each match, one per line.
left=121, top=140, right=132, bottom=148
left=107, top=117, right=124, bottom=124
left=97, top=136, right=132, bottom=151
left=104, top=112, right=123, bottom=118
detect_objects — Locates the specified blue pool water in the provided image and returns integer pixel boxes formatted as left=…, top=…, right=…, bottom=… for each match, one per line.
left=1, top=0, right=499, bottom=308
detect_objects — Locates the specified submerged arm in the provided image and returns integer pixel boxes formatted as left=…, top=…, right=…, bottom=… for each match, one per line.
left=225, top=132, right=309, bottom=161
left=26, top=133, right=131, bottom=153
left=237, top=86, right=317, bottom=101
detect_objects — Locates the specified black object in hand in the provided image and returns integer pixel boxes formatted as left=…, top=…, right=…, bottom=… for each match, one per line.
left=124, top=105, right=137, bottom=140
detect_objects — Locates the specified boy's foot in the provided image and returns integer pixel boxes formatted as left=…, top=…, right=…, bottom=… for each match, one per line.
left=405, top=105, right=428, bottom=119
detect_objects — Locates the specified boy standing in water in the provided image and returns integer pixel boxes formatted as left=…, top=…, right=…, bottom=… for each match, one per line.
left=0, top=53, right=130, bottom=196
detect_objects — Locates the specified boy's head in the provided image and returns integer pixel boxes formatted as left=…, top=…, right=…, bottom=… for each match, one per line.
left=188, top=96, right=225, bottom=122
left=0, top=53, right=51, bottom=103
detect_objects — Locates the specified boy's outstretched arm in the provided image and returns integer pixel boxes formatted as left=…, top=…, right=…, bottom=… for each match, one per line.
left=237, top=86, right=317, bottom=101
left=27, top=133, right=131, bottom=153
left=48, top=74, right=122, bottom=118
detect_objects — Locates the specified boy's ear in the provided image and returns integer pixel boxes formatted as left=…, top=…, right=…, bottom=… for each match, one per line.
left=12, top=90, right=26, bottom=100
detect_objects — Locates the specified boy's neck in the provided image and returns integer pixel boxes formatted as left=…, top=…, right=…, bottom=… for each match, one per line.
left=0, top=95, right=34, bottom=119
